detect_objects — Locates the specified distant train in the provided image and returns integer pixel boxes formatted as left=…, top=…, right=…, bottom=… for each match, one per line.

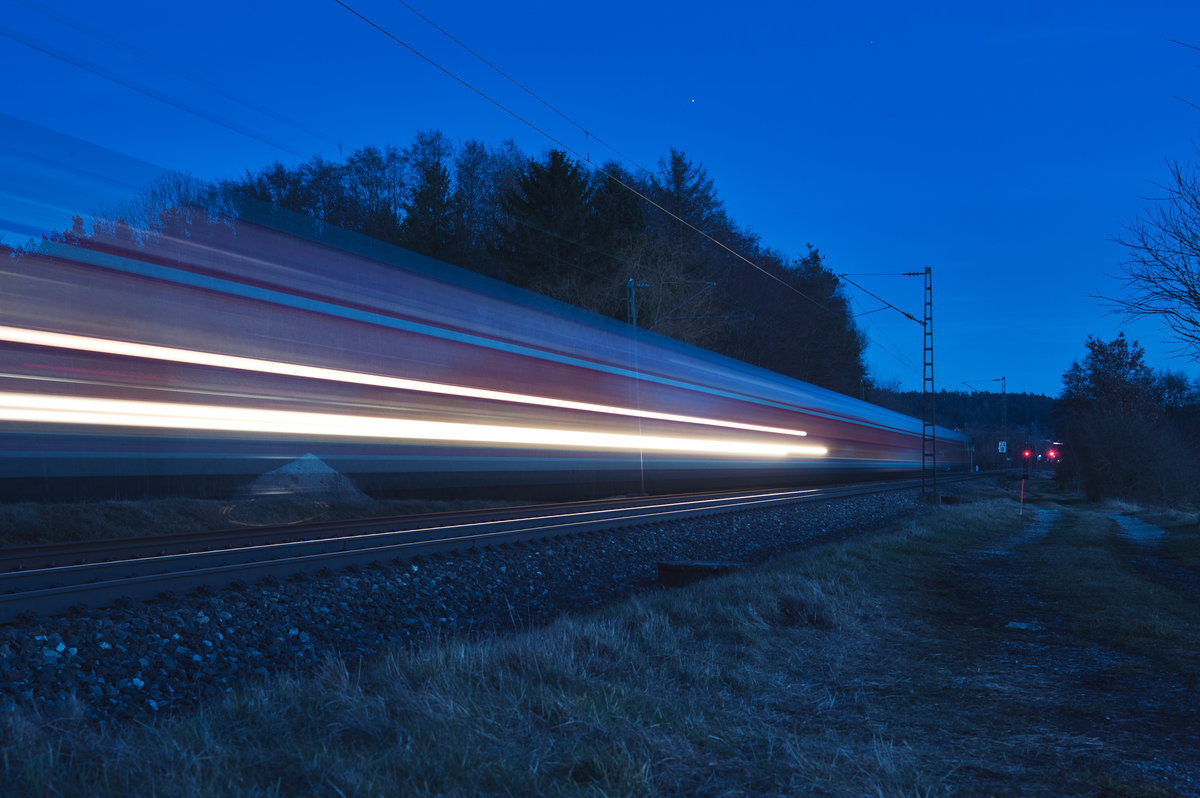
left=0, top=209, right=970, bottom=502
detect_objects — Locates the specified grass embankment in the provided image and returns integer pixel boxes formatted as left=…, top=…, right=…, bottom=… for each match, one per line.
left=3, top=480, right=1199, bottom=796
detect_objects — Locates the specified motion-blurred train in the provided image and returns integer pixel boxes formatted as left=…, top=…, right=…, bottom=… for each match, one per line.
left=0, top=208, right=969, bottom=502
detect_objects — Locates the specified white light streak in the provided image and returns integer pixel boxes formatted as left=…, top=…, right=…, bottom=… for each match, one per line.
left=0, top=392, right=829, bottom=457
left=0, top=325, right=812, bottom=439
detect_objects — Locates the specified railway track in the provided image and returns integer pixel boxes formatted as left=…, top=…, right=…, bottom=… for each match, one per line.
left=0, top=477, right=969, bottom=624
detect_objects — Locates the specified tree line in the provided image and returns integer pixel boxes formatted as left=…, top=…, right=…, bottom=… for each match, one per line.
left=866, top=387, right=1055, bottom=470
left=33, top=131, right=865, bottom=396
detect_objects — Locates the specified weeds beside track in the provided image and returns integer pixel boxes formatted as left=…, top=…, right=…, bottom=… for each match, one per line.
left=3, top=478, right=1198, bottom=796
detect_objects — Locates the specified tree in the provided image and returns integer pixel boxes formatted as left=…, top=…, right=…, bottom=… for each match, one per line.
left=450, top=139, right=527, bottom=277
left=1110, top=153, right=1200, bottom=362
left=619, top=238, right=730, bottom=347
left=398, top=132, right=457, bottom=260
left=722, top=245, right=866, bottom=394
left=1155, top=368, right=1198, bottom=410
left=93, top=171, right=221, bottom=234
left=784, top=245, right=867, bottom=393
left=224, top=156, right=354, bottom=233
left=452, top=139, right=497, bottom=257
left=493, top=149, right=601, bottom=297
left=1061, top=332, right=1157, bottom=417
left=1055, top=333, right=1198, bottom=503
left=646, top=147, right=730, bottom=246
left=399, top=157, right=456, bottom=260
left=344, top=144, right=405, bottom=243
left=234, top=160, right=303, bottom=211
left=589, top=160, right=646, bottom=257
left=297, top=156, right=352, bottom=230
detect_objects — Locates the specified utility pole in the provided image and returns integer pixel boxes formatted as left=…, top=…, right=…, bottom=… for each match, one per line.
left=922, top=267, right=936, bottom=496
left=905, top=268, right=936, bottom=497
left=627, top=278, right=651, bottom=494
left=841, top=268, right=938, bottom=496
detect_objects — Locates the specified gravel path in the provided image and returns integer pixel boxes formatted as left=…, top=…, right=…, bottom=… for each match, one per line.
left=0, top=490, right=918, bottom=722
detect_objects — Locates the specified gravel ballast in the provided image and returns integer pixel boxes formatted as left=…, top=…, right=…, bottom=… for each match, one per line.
left=0, top=490, right=919, bottom=721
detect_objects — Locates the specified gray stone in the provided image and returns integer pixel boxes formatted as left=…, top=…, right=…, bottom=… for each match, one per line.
left=244, top=453, right=370, bottom=501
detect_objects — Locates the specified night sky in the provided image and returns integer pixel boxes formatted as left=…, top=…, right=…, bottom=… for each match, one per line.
left=3, top=0, right=1199, bottom=396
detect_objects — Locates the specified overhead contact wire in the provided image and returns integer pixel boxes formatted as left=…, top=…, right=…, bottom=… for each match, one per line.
left=12, top=0, right=340, bottom=151
left=0, top=24, right=308, bottom=159
left=335, top=1, right=845, bottom=319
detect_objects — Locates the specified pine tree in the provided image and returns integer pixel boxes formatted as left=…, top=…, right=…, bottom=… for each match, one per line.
left=399, top=159, right=457, bottom=260
left=494, top=149, right=598, bottom=292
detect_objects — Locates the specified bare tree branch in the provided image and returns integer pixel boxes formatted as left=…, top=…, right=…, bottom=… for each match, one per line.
left=1106, top=150, right=1200, bottom=363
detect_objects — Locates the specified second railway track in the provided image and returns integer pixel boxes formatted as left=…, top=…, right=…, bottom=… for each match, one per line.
left=0, top=478, right=968, bottom=624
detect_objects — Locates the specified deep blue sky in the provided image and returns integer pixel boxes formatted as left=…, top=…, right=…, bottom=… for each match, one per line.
left=3, top=0, right=1199, bottom=397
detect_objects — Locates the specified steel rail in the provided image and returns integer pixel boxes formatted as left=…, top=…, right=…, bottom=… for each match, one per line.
left=0, top=485, right=853, bottom=572
left=0, top=477, right=971, bottom=623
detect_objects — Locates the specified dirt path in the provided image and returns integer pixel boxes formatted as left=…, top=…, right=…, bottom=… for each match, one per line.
left=935, top=504, right=1200, bottom=795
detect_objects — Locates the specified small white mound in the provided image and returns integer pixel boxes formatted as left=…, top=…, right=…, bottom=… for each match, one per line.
left=246, top=454, right=370, bottom=502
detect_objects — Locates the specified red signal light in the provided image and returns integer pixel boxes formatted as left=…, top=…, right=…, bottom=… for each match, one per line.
left=1023, top=449, right=1032, bottom=458
left=1047, top=449, right=1058, bottom=460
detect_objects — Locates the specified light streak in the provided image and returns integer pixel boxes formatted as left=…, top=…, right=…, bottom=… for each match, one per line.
left=0, top=325, right=811, bottom=438
left=0, top=392, right=829, bottom=458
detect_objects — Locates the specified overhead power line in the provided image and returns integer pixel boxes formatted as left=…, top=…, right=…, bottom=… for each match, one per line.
left=838, top=275, right=922, bottom=325
left=345, top=0, right=937, bottom=378
left=334, top=0, right=849, bottom=320
left=859, top=314, right=922, bottom=377
left=7, top=0, right=918, bottom=377
left=381, top=2, right=943, bottom=384
left=13, top=0, right=339, bottom=151
left=0, top=24, right=309, bottom=159
left=392, top=0, right=647, bottom=173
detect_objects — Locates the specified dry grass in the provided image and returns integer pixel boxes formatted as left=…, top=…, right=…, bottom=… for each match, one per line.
left=1101, top=497, right=1145, bottom=514
left=2, top=481, right=1197, bottom=796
